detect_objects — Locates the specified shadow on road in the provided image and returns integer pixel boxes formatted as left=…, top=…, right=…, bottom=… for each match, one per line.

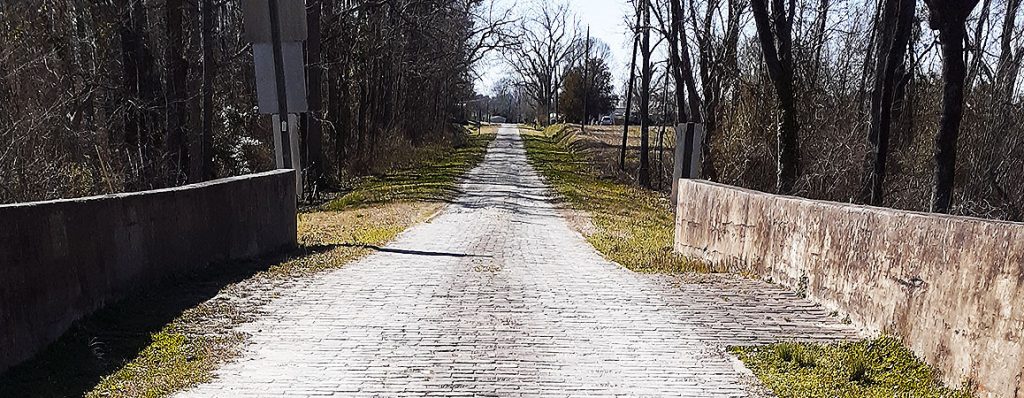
left=0, top=245, right=329, bottom=398
left=339, top=244, right=492, bottom=258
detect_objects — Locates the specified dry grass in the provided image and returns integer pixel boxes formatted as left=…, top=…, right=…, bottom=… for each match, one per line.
left=551, top=124, right=679, bottom=193
left=325, top=128, right=496, bottom=209
left=521, top=124, right=709, bottom=273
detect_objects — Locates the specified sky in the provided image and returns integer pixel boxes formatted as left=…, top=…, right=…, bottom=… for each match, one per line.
left=474, top=0, right=636, bottom=96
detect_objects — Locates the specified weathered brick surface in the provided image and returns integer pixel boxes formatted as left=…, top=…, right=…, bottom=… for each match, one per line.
left=675, top=179, right=1024, bottom=397
left=179, top=127, right=855, bottom=397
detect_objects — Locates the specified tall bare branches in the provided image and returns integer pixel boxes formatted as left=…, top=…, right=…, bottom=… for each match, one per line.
left=505, top=1, right=579, bottom=125
left=0, top=0, right=504, bottom=204
left=862, top=0, right=916, bottom=206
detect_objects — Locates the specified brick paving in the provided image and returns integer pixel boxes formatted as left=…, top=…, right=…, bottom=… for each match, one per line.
left=179, top=126, right=857, bottom=397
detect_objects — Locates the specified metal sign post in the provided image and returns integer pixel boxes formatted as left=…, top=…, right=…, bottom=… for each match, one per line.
left=268, top=0, right=292, bottom=171
left=242, top=0, right=308, bottom=198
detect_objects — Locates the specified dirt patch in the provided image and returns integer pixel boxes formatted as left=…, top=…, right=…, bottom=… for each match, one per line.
left=560, top=207, right=598, bottom=237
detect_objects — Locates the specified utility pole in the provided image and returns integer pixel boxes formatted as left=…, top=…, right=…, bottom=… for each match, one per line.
left=582, top=26, right=590, bottom=133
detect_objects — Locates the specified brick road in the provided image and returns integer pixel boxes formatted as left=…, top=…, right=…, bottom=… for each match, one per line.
left=179, top=126, right=857, bottom=397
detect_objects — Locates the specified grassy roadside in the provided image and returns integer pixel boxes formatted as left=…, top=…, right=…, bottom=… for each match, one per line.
left=731, top=337, right=973, bottom=398
left=325, top=127, right=496, bottom=210
left=0, top=127, right=496, bottom=398
left=520, top=124, right=706, bottom=273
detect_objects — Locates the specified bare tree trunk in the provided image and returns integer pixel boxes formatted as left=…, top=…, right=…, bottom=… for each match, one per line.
left=193, top=0, right=215, bottom=183
left=697, top=0, right=744, bottom=183
left=666, top=0, right=688, bottom=120
left=996, top=0, right=1023, bottom=101
left=658, top=66, right=670, bottom=189
left=966, top=0, right=992, bottom=88
left=325, top=0, right=348, bottom=179
left=620, top=7, right=641, bottom=170
left=667, top=0, right=688, bottom=202
left=582, top=27, right=590, bottom=130
left=809, top=0, right=830, bottom=82
left=924, top=0, right=981, bottom=213
left=857, top=0, right=885, bottom=116
left=304, top=0, right=324, bottom=193
left=119, top=0, right=161, bottom=188
left=863, top=0, right=915, bottom=206
left=638, top=0, right=653, bottom=188
left=751, top=0, right=801, bottom=194
left=119, top=0, right=143, bottom=175
left=673, top=1, right=702, bottom=122
left=668, top=0, right=705, bottom=199
left=164, top=0, right=188, bottom=183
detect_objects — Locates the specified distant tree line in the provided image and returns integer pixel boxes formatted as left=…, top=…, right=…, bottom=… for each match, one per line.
left=0, top=0, right=505, bottom=204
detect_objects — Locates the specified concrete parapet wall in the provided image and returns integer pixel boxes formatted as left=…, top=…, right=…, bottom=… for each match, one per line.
left=674, top=179, right=1023, bottom=397
left=0, top=170, right=297, bottom=372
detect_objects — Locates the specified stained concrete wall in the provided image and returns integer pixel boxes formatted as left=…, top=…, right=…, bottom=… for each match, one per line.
left=674, top=179, right=1024, bottom=397
left=0, top=170, right=297, bottom=373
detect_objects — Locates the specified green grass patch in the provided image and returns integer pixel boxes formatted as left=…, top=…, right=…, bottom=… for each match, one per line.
left=731, top=337, right=974, bottom=398
left=325, top=128, right=496, bottom=209
left=87, top=332, right=229, bottom=398
left=521, top=124, right=705, bottom=273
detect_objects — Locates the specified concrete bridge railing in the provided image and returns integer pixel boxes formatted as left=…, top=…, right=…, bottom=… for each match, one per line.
left=675, top=179, right=1024, bottom=398
left=0, top=170, right=297, bottom=373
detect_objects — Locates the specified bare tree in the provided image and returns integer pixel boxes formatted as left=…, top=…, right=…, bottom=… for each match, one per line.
left=750, top=0, right=800, bottom=194
left=164, top=0, right=188, bottom=183
left=620, top=4, right=642, bottom=170
left=506, top=1, right=579, bottom=126
left=665, top=0, right=701, bottom=121
left=692, top=0, right=745, bottom=182
left=659, top=0, right=704, bottom=201
left=923, top=0, right=982, bottom=213
left=193, top=0, right=215, bottom=183
left=0, top=0, right=502, bottom=204
left=638, top=0, right=654, bottom=188
left=303, top=0, right=325, bottom=193
left=995, top=0, right=1023, bottom=100
left=118, top=0, right=162, bottom=188
left=7, top=0, right=1024, bottom=225
left=862, top=0, right=916, bottom=206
